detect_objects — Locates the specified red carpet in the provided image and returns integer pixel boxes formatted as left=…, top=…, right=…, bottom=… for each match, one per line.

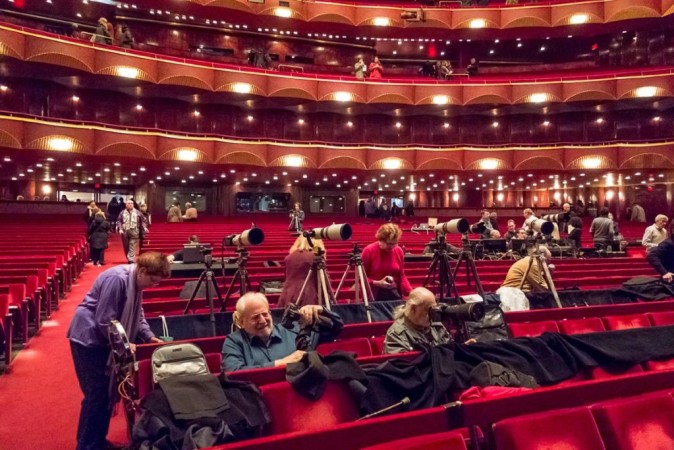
left=0, top=239, right=130, bottom=449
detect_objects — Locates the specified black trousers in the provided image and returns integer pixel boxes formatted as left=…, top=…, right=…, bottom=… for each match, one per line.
left=70, top=341, right=113, bottom=450
left=90, top=248, right=106, bottom=264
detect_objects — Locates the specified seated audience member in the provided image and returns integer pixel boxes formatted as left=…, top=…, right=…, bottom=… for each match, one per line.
left=642, top=214, right=668, bottom=252
left=167, top=235, right=200, bottom=263
left=183, top=202, right=198, bottom=221
left=503, top=220, right=517, bottom=242
left=590, top=207, right=614, bottom=250
left=466, top=58, right=479, bottom=77
left=489, top=211, right=500, bottom=232
left=631, top=202, right=646, bottom=223
left=68, top=252, right=169, bottom=450
left=278, top=235, right=325, bottom=307
left=222, top=292, right=343, bottom=371
left=167, top=201, right=182, bottom=223
left=501, top=246, right=552, bottom=292
left=362, top=223, right=413, bottom=301
left=567, top=216, right=583, bottom=251
left=384, top=287, right=451, bottom=354
left=646, top=223, right=674, bottom=283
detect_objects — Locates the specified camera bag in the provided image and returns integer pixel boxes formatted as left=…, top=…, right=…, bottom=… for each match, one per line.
left=470, top=361, right=538, bottom=388
left=151, top=342, right=209, bottom=384
left=464, top=305, right=509, bottom=343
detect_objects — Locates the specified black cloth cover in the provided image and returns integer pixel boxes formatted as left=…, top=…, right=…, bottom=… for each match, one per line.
left=158, top=374, right=230, bottom=421
left=614, top=277, right=674, bottom=301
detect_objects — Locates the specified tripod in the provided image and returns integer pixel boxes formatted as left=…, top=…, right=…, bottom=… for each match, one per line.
left=423, top=234, right=485, bottom=302
left=519, top=244, right=562, bottom=308
left=296, top=247, right=336, bottom=311
left=182, top=253, right=224, bottom=336
left=335, top=243, right=374, bottom=323
left=289, top=212, right=303, bottom=232
left=223, top=248, right=253, bottom=310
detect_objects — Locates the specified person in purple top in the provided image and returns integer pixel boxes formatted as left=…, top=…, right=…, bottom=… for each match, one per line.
left=67, top=252, right=170, bottom=450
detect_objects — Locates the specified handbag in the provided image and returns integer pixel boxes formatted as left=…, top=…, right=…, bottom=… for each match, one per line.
left=158, top=315, right=174, bottom=342
left=470, top=361, right=538, bottom=388
left=465, top=306, right=509, bottom=343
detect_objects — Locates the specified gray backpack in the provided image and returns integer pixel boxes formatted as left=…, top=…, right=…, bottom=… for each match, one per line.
left=151, top=343, right=209, bottom=384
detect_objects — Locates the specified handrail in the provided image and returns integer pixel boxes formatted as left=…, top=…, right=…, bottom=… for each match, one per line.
left=2, top=112, right=673, bottom=151
left=2, top=22, right=674, bottom=87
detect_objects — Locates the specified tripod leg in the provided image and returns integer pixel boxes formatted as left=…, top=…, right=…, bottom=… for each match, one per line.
left=204, top=271, right=217, bottom=336
left=442, top=253, right=461, bottom=302
left=240, top=268, right=252, bottom=295
left=334, top=263, right=352, bottom=299
left=296, top=268, right=315, bottom=305
left=518, top=256, right=536, bottom=291
left=183, top=271, right=206, bottom=314
left=539, top=258, right=563, bottom=308
left=223, top=269, right=242, bottom=304
left=423, top=255, right=440, bottom=289
left=317, top=268, right=335, bottom=310
left=464, top=253, right=486, bottom=298
left=355, top=265, right=372, bottom=323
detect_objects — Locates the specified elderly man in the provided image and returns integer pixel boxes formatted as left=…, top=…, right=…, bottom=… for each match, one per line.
left=383, top=287, right=451, bottom=354
left=642, top=214, right=669, bottom=252
left=647, top=223, right=674, bottom=284
left=116, top=199, right=147, bottom=263
left=501, top=246, right=552, bottom=292
left=222, top=292, right=343, bottom=371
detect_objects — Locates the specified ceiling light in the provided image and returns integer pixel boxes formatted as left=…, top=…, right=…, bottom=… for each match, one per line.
left=635, top=86, right=658, bottom=98
left=569, top=13, right=589, bottom=24
left=581, top=157, right=601, bottom=169
left=395, top=122, right=402, bottom=129
left=275, top=7, right=292, bottom=18
left=432, top=95, right=449, bottom=105
left=115, top=66, right=140, bottom=79
left=529, top=93, right=548, bottom=103
left=346, top=121, right=353, bottom=127
left=373, top=17, right=391, bottom=26
left=232, top=82, right=252, bottom=94
left=333, top=91, right=353, bottom=102
left=177, top=149, right=198, bottom=161
left=135, top=104, right=143, bottom=111
left=469, top=19, right=486, bottom=29
left=48, top=137, right=74, bottom=151
left=480, top=159, right=499, bottom=170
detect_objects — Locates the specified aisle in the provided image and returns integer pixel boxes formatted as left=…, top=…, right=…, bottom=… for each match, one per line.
left=0, top=238, right=130, bottom=450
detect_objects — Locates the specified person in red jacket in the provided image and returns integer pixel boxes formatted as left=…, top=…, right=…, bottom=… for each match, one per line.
left=362, top=223, right=412, bottom=301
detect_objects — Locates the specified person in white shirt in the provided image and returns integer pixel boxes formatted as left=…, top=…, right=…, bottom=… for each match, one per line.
left=642, top=214, right=669, bottom=252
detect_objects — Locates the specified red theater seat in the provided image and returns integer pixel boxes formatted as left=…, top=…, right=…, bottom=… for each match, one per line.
left=360, top=430, right=468, bottom=450
left=260, top=381, right=360, bottom=435
left=492, top=407, right=606, bottom=450
left=591, top=393, right=674, bottom=450
left=508, top=321, right=559, bottom=338
left=647, top=311, right=674, bottom=326
left=558, top=318, right=606, bottom=335
left=590, top=364, right=643, bottom=380
left=369, top=336, right=385, bottom=355
left=317, top=337, right=373, bottom=358
left=603, top=314, right=651, bottom=331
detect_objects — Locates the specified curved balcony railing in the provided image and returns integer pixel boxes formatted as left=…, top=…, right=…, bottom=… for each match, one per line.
left=127, top=0, right=674, bottom=32
left=1, top=23, right=673, bottom=108
left=2, top=113, right=673, bottom=172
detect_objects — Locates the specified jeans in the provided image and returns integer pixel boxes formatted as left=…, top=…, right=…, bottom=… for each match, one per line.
left=70, top=341, right=113, bottom=450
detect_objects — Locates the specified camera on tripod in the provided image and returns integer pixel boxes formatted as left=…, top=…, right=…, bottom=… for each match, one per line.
left=223, top=227, right=265, bottom=247
left=434, top=218, right=470, bottom=235
left=525, top=218, right=554, bottom=236
left=281, top=303, right=335, bottom=351
left=281, top=303, right=302, bottom=329
left=541, top=212, right=570, bottom=224
left=429, top=302, right=485, bottom=323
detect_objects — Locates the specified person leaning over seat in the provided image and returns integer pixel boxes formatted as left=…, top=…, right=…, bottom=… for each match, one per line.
left=501, top=246, right=552, bottom=292
left=221, top=292, right=344, bottom=372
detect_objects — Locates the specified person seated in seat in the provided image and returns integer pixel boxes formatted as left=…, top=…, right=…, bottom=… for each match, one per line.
left=647, top=222, right=674, bottom=284
left=503, top=220, right=518, bottom=243
left=166, top=235, right=200, bottom=263
left=590, top=207, right=614, bottom=251
left=383, top=287, right=451, bottom=354
left=501, top=246, right=552, bottom=292
left=222, top=292, right=343, bottom=372
left=567, top=216, right=583, bottom=252
left=182, top=202, right=198, bottom=221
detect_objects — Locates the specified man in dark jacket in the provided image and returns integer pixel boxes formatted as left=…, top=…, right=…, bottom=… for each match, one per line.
left=647, top=223, right=674, bottom=283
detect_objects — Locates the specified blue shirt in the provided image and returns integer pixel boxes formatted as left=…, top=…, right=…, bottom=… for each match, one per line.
left=67, top=264, right=154, bottom=347
left=222, top=310, right=344, bottom=372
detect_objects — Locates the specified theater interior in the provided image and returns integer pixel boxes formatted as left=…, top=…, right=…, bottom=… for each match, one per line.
left=0, top=0, right=673, bottom=448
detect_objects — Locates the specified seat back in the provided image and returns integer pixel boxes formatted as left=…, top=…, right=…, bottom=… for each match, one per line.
left=317, top=337, right=373, bottom=358
left=260, top=380, right=360, bottom=435
left=591, top=393, right=674, bottom=450
left=360, top=430, right=467, bottom=450
left=492, top=407, right=606, bottom=450
left=647, top=311, right=674, bottom=326
left=508, top=320, right=559, bottom=338
left=558, top=318, right=605, bottom=335
left=603, top=314, right=651, bottom=330
left=369, top=336, right=385, bottom=355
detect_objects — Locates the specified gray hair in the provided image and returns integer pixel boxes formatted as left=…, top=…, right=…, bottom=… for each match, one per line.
left=393, top=287, right=434, bottom=320
left=655, top=214, right=669, bottom=223
left=233, top=292, right=268, bottom=324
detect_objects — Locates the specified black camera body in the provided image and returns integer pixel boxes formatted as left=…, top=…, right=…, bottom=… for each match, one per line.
left=281, top=303, right=302, bottom=329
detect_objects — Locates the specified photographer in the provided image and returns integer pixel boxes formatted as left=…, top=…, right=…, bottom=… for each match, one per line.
left=383, top=287, right=451, bottom=354
left=166, top=235, right=200, bottom=263
left=501, top=246, right=552, bottom=292
left=478, top=210, right=494, bottom=240
left=362, top=223, right=412, bottom=301
left=221, top=292, right=343, bottom=372
left=289, top=202, right=305, bottom=232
